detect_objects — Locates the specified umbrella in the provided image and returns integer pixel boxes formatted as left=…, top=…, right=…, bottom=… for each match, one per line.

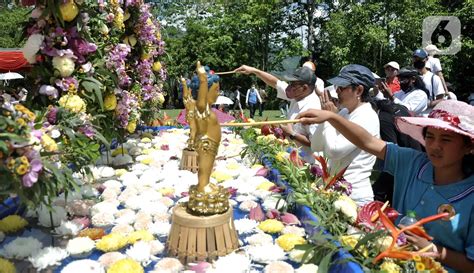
left=0, top=72, right=24, bottom=81
left=176, top=108, right=235, bottom=125
left=214, top=95, right=233, bottom=105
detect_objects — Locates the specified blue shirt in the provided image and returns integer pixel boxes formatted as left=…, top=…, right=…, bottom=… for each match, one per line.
left=383, top=143, right=474, bottom=273
left=248, top=89, right=258, bottom=104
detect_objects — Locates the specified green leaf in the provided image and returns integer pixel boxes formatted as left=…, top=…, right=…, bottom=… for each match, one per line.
left=317, top=251, right=334, bottom=273
left=81, top=77, right=104, bottom=111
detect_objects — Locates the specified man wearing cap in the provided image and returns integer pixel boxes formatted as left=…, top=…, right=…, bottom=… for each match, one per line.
left=382, top=61, right=401, bottom=94
left=413, top=49, right=445, bottom=116
left=425, top=44, right=449, bottom=95
left=311, top=64, right=380, bottom=205
left=234, top=64, right=321, bottom=163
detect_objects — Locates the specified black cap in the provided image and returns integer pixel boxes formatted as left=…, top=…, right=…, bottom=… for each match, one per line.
left=327, top=64, right=375, bottom=89
left=398, top=67, right=419, bottom=78
left=281, top=66, right=317, bottom=85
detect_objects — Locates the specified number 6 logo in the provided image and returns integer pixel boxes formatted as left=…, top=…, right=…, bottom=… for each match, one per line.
left=423, top=16, right=461, bottom=55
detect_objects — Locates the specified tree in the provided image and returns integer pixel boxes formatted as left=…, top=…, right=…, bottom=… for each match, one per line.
left=0, top=5, right=29, bottom=48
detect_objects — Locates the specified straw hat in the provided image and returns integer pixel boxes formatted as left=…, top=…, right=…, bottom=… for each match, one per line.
left=396, top=100, right=474, bottom=146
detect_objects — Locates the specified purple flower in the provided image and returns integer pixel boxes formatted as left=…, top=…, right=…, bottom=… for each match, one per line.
left=39, top=85, right=59, bottom=98
left=330, top=178, right=353, bottom=196
left=55, top=77, right=78, bottom=92
left=78, top=125, right=94, bottom=138
left=310, top=164, right=323, bottom=177
left=46, top=107, right=58, bottom=124
left=70, top=38, right=97, bottom=63
left=22, top=158, right=42, bottom=188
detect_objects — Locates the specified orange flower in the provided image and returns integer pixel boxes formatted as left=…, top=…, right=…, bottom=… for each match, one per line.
left=314, top=155, right=348, bottom=190
left=373, top=208, right=448, bottom=264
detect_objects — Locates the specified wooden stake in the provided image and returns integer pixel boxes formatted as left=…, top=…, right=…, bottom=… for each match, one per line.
left=221, top=119, right=301, bottom=127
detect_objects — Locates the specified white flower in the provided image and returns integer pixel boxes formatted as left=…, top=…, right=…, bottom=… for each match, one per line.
left=66, top=237, right=95, bottom=255
left=92, top=212, right=115, bottom=227
left=115, top=210, right=136, bottom=225
left=281, top=226, right=306, bottom=237
left=38, top=205, right=67, bottom=227
left=149, top=222, right=171, bottom=237
left=54, top=220, right=82, bottom=236
left=21, top=34, right=44, bottom=64
left=28, top=246, right=69, bottom=270
left=112, top=154, right=133, bottom=167
left=39, top=85, right=59, bottom=98
left=264, top=261, right=294, bottom=273
left=262, top=196, right=287, bottom=211
left=234, top=218, right=258, bottom=235
left=62, top=259, right=105, bottom=273
left=50, top=129, right=61, bottom=139
left=288, top=249, right=313, bottom=263
left=333, top=195, right=358, bottom=223
left=111, top=223, right=135, bottom=235
left=295, top=264, right=319, bottom=273
left=126, top=241, right=153, bottom=266
left=239, top=200, right=258, bottom=212
left=153, top=257, right=183, bottom=273
left=153, top=211, right=171, bottom=223
left=245, top=232, right=274, bottom=246
left=103, top=179, right=123, bottom=189
left=98, top=252, right=125, bottom=269
left=0, top=231, right=4, bottom=243
left=91, top=201, right=118, bottom=216
left=148, top=240, right=165, bottom=256
left=52, top=56, right=75, bottom=77
left=81, top=62, right=93, bottom=73
left=246, top=244, right=286, bottom=264
left=208, top=253, right=251, bottom=273
left=0, top=236, right=42, bottom=259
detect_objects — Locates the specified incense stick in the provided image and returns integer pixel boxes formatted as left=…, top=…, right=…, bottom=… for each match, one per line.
left=215, top=70, right=237, bottom=75
left=221, top=119, right=301, bottom=127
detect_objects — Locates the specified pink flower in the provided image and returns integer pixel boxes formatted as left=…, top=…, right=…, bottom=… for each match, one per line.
left=266, top=209, right=280, bottom=219
left=249, top=204, right=266, bottom=222
left=280, top=212, right=300, bottom=225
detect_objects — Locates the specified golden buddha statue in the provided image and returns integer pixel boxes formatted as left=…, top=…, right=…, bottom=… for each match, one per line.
left=181, top=78, right=197, bottom=150
left=186, top=62, right=229, bottom=215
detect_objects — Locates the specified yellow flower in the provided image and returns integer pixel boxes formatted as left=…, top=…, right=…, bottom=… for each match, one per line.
left=415, top=262, right=425, bottom=271
left=211, top=170, right=233, bottom=183
left=340, top=235, right=368, bottom=257
left=152, top=61, right=162, bottom=72
left=156, top=30, right=161, bottom=40
left=59, top=0, right=79, bottom=22
left=96, top=233, right=128, bottom=252
left=0, top=258, right=16, bottom=273
left=41, top=134, right=58, bottom=152
left=141, top=137, right=151, bottom=143
left=107, top=258, right=143, bottom=273
left=17, top=118, right=26, bottom=127
left=7, top=159, right=16, bottom=169
left=115, top=169, right=127, bottom=177
left=376, top=236, right=393, bottom=252
left=16, top=164, right=28, bottom=175
left=275, top=151, right=289, bottom=162
left=52, top=56, right=75, bottom=77
left=413, top=255, right=421, bottom=262
left=127, top=120, right=137, bottom=134
left=257, top=181, right=275, bottom=191
left=127, top=230, right=154, bottom=244
left=114, top=10, right=124, bottom=30
left=157, top=93, right=165, bottom=105
left=158, top=187, right=174, bottom=196
left=258, top=219, right=284, bottom=234
left=14, top=104, right=26, bottom=111
left=276, top=233, right=307, bottom=251
left=19, top=156, right=29, bottom=165
left=123, top=35, right=137, bottom=47
left=25, top=110, right=36, bottom=122
left=59, top=94, right=86, bottom=113
left=0, top=215, right=28, bottom=233
left=140, top=156, right=153, bottom=165
left=112, top=147, right=128, bottom=157
left=104, top=93, right=117, bottom=111
left=380, top=260, right=401, bottom=273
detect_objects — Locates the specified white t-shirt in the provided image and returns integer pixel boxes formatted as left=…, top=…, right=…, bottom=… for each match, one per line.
left=311, top=103, right=379, bottom=205
left=393, top=89, right=428, bottom=116
left=316, top=77, right=324, bottom=94
left=276, top=80, right=321, bottom=163
left=425, top=56, right=442, bottom=74
left=421, top=71, right=444, bottom=116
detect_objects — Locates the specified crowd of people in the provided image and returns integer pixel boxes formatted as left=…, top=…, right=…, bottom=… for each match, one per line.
left=234, top=45, right=474, bottom=273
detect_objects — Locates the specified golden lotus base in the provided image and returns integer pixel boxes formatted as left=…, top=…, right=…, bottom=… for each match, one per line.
left=187, top=184, right=230, bottom=215
left=167, top=205, right=239, bottom=264
left=179, top=148, right=199, bottom=173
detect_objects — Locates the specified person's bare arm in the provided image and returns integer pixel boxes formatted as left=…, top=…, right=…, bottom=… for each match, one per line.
left=297, top=109, right=386, bottom=160
left=235, top=65, right=278, bottom=88
left=435, top=71, right=449, bottom=94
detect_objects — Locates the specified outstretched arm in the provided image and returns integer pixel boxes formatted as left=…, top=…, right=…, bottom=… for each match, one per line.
left=297, top=109, right=387, bottom=160
left=235, top=65, right=278, bottom=89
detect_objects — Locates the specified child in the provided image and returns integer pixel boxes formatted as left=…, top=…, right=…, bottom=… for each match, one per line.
left=297, top=100, right=474, bottom=273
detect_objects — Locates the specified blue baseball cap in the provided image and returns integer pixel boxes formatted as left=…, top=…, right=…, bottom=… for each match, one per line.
left=327, top=64, right=375, bottom=89
left=413, top=49, right=428, bottom=59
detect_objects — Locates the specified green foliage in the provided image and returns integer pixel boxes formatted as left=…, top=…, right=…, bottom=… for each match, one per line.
left=0, top=6, right=29, bottom=48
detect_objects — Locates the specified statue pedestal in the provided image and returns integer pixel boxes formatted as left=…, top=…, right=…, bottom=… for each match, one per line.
left=167, top=205, right=239, bottom=264
left=179, top=149, right=199, bottom=173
